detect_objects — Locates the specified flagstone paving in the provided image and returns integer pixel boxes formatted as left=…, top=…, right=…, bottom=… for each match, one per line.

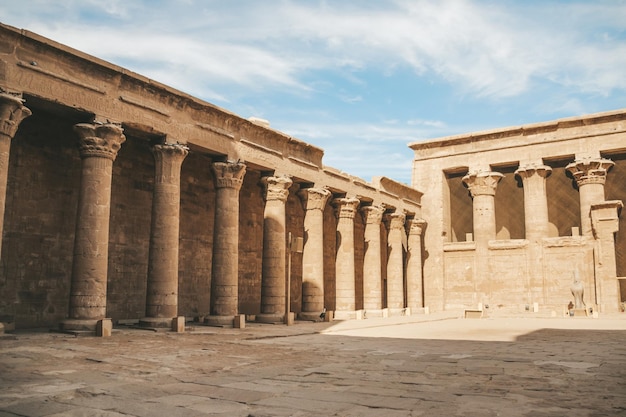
left=1, top=314, right=625, bottom=416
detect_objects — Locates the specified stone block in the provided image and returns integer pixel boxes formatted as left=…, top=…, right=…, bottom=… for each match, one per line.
left=324, top=310, right=333, bottom=322
left=464, top=310, right=483, bottom=319
left=171, top=316, right=185, bottom=333
left=285, top=312, right=295, bottom=325
left=233, top=314, right=245, bottom=329
left=96, top=318, right=112, bottom=337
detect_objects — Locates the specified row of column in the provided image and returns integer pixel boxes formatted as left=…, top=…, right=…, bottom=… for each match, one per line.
left=331, top=198, right=426, bottom=317
left=0, top=93, right=426, bottom=329
left=461, top=159, right=616, bottom=243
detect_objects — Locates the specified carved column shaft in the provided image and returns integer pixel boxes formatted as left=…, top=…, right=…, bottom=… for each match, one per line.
left=0, top=93, right=31, bottom=257
left=386, top=212, right=406, bottom=310
left=406, top=218, right=426, bottom=310
left=362, top=205, right=385, bottom=310
left=210, top=161, right=246, bottom=319
left=462, top=171, right=503, bottom=245
left=299, top=187, right=331, bottom=315
left=515, top=164, right=551, bottom=240
left=66, top=123, right=125, bottom=329
left=567, top=158, right=614, bottom=237
left=333, top=197, right=360, bottom=312
left=144, top=144, right=188, bottom=323
left=259, top=175, right=292, bottom=321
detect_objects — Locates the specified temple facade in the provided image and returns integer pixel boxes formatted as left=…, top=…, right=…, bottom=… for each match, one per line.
left=410, top=112, right=625, bottom=315
left=0, top=23, right=623, bottom=332
left=0, top=24, right=424, bottom=331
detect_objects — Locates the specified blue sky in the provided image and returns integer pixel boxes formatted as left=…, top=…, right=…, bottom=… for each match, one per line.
left=2, top=0, right=625, bottom=184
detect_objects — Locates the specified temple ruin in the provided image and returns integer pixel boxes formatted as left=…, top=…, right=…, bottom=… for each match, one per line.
left=0, top=23, right=623, bottom=333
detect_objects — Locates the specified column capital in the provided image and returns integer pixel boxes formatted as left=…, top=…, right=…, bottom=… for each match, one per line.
left=74, top=123, right=126, bottom=160
left=333, top=197, right=360, bottom=220
left=0, top=93, right=32, bottom=139
left=361, top=204, right=385, bottom=225
left=407, top=218, right=427, bottom=235
left=385, top=211, right=406, bottom=230
left=262, top=175, right=292, bottom=202
left=566, top=158, right=614, bottom=186
left=298, top=187, right=331, bottom=211
left=213, top=161, right=246, bottom=190
left=514, top=163, right=552, bottom=180
left=462, top=171, right=504, bottom=197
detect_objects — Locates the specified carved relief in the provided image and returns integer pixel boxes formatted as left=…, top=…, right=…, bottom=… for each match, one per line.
left=462, top=171, right=504, bottom=197
left=566, top=158, right=614, bottom=186
left=213, top=160, right=246, bottom=190
left=0, top=93, right=32, bottom=140
left=262, top=175, right=292, bottom=202
left=75, top=123, right=126, bottom=160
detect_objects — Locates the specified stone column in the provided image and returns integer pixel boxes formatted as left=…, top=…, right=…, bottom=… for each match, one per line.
left=258, top=175, right=292, bottom=323
left=140, top=143, right=188, bottom=328
left=0, top=93, right=31, bottom=257
left=298, top=187, right=331, bottom=320
left=515, top=164, right=552, bottom=240
left=406, top=218, right=426, bottom=311
left=61, top=123, right=126, bottom=331
left=361, top=205, right=385, bottom=312
left=591, top=200, right=623, bottom=312
left=462, top=171, right=504, bottom=245
left=333, top=197, right=360, bottom=317
left=386, top=212, right=406, bottom=313
left=206, top=161, right=246, bottom=326
left=566, top=158, right=614, bottom=237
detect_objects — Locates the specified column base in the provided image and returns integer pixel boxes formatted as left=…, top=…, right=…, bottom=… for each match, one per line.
left=255, top=313, right=284, bottom=324
left=59, top=319, right=99, bottom=332
left=139, top=317, right=174, bottom=329
left=204, top=315, right=236, bottom=327
left=298, top=311, right=325, bottom=322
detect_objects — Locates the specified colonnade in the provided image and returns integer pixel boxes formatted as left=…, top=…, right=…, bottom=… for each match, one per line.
left=460, top=160, right=622, bottom=311
left=0, top=93, right=428, bottom=331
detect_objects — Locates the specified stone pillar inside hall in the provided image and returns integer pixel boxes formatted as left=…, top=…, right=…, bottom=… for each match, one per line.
left=333, top=197, right=360, bottom=319
left=406, top=218, right=426, bottom=311
left=257, top=175, right=292, bottom=323
left=61, top=122, right=126, bottom=331
left=361, top=205, right=385, bottom=313
left=385, top=211, right=406, bottom=314
left=139, top=143, right=189, bottom=328
left=566, top=158, right=614, bottom=237
left=514, top=164, right=552, bottom=240
left=591, top=201, right=623, bottom=313
left=0, top=93, right=31, bottom=258
left=298, top=187, right=331, bottom=321
left=462, top=171, right=504, bottom=245
left=205, top=161, right=246, bottom=326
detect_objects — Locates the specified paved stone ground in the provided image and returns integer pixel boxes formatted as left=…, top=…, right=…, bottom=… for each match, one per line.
left=1, top=313, right=625, bottom=416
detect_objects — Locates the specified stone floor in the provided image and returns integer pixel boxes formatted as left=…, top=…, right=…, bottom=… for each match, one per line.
left=1, top=313, right=625, bottom=416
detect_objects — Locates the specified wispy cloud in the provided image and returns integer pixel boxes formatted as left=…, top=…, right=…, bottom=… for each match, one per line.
left=1, top=0, right=624, bottom=184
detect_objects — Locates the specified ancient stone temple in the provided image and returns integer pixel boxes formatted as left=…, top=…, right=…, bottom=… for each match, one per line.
left=0, top=23, right=624, bottom=333
left=410, top=113, right=625, bottom=315
left=0, top=24, right=423, bottom=331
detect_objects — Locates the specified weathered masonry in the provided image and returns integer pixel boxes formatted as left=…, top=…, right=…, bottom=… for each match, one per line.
left=0, top=24, right=426, bottom=331
left=411, top=112, right=625, bottom=315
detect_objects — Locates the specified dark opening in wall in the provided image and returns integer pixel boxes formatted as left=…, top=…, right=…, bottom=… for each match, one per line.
left=544, top=156, right=580, bottom=237
left=444, top=169, right=472, bottom=243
